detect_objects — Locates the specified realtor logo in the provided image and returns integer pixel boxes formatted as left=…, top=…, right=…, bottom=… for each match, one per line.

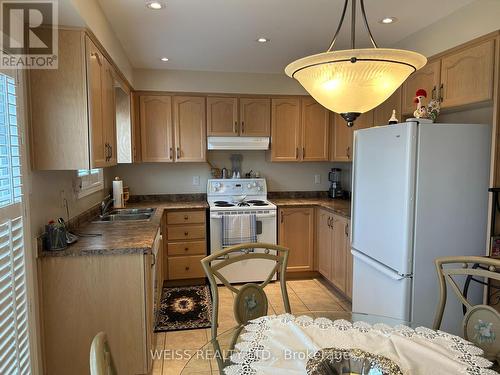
left=1, top=1, right=58, bottom=69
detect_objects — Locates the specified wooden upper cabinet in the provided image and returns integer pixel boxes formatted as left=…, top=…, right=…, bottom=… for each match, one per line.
left=102, top=58, right=117, bottom=166
left=301, top=97, right=329, bottom=161
left=240, top=98, right=271, bottom=136
left=271, top=98, right=301, bottom=161
left=85, top=37, right=106, bottom=168
left=355, top=110, right=374, bottom=130
left=374, top=87, right=402, bottom=126
left=206, top=97, right=238, bottom=136
left=173, top=96, right=206, bottom=162
left=331, top=114, right=353, bottom=162
left=140, top=96, right=173, bottom=162
left=402, top=60, right=441, bottom=115
left=279, top=207, right=314, bottom=272
left=440, top=39, right=495, bottom=109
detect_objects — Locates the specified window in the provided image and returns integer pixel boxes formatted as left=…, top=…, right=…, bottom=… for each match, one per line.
left=0, top=71, right=32, bottom=374
left=75, top=168, right=104, bottom=199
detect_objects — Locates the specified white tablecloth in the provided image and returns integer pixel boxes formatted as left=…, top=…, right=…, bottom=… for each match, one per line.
left=224, top=314, right=498, bottom=375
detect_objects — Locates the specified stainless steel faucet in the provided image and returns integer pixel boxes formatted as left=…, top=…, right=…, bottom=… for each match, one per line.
left=100, top=197, right=114, bottom=216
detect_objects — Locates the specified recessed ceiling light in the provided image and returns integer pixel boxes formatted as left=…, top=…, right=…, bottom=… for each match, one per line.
left=146, top=1, right=165, bottom=10
left=160, top=57, right=169, bottom=62
left=379, top=17, right=397, bottom=24
left=257, top=37, right=270, bottom=43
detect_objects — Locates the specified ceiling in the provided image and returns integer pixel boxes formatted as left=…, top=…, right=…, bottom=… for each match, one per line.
left=94, top=0, right=476, bottom=74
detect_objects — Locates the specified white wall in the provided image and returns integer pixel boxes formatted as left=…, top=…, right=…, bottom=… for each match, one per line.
left=111, top=151, right=351, bottom=195
left=393, top=0, right=500, bottom=56
left=70, top=0, right=134, bottom=84
left=133, top=68, right=306, bottom=95
left=28, top=170, right=112, bottom=236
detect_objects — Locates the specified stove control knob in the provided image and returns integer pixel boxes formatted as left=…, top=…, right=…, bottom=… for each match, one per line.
left=257, top=186, right=263, bottom=192
left=252, top=182, right=257, bottom=187
left=246, top=183, right=252, bottom=189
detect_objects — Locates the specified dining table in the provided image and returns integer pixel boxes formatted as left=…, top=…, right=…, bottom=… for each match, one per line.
left=180, top=310, right=498, bottom=375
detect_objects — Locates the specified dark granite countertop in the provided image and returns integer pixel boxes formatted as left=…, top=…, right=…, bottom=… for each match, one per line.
left=40, top=200, right=208, bottom=258
left=270, top=198, right=351, bottom=219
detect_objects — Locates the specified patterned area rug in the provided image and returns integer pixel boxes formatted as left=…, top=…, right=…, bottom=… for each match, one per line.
left=154, top=285, right=212, bottom=332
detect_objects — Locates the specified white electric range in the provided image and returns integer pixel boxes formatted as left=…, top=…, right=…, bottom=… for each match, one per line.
left=207, top=178, right=277, bottom=283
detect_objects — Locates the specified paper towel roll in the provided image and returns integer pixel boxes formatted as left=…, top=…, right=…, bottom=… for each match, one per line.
left=113, top=177, right=125, bottom=208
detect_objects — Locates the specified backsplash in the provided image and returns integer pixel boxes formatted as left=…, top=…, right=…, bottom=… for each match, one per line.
left=111, top=150, right=352, bottom=195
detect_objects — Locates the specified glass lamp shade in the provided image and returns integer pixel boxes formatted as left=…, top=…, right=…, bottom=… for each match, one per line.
left=285, top=48, right=427, bottom=115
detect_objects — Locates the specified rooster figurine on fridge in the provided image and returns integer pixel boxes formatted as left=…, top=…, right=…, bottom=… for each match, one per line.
left=413, top=88, right=440, bottom=122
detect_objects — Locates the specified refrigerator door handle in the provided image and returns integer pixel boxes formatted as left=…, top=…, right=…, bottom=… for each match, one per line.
left=351, top=249, right=409, bottom=281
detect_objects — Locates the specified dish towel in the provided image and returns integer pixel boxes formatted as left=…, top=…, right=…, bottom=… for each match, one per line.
left=222, top=214, right=257, bottom=247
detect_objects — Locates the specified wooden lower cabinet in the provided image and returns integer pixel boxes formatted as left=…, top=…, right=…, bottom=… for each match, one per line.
left=164, top=209, right=207, bottom=280
left=278, top=207, right=314, bottom=272
left=40, top=253, right=154, bottom=375
left=316, top=208, right=352, bottom=298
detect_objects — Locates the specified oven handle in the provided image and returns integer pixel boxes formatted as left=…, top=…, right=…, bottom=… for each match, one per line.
left=210, top=212, right=276, bottom=219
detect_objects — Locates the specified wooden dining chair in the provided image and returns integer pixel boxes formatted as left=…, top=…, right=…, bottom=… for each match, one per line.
left=433, top=256, right=500, bottom=361
left=89, top=332, right=117, bottom=375
left=201, top=242, right=291, bottom=339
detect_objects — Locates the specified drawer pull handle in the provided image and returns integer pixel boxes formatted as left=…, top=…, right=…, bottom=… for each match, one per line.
left=184, top=216, right=189, bottom=220
left=184, top=232, right=188, bottom=236
left=185, top=266, right=190, bottom=271
left=184, top=247, right=189, bottom=251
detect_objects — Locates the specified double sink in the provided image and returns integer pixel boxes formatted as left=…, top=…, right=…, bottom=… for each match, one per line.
left=93, top=208, right=156, bottom=222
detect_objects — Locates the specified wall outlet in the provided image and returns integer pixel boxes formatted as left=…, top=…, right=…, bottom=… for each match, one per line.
left=314, top=175, right=321, bottom=184
left=192, top=176, right=200, bottom=186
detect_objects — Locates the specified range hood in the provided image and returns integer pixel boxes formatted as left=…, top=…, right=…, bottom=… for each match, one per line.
left=207, top=137, right=270, bottom=150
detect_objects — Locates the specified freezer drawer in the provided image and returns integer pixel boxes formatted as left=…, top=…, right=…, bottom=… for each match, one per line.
left=352, top=249, right=412, bottom=321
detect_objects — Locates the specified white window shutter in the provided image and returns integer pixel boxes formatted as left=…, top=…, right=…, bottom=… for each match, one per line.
left=0, top=71, right=31, bottom=374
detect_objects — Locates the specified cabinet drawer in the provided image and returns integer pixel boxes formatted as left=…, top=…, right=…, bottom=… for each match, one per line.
left=167, top=225, right=206, bottom=240
left=168, top=241, right=206, bottom=256
left=167, top=210, right=205, bottom=225
left=168, top=255, right=205, bottom=280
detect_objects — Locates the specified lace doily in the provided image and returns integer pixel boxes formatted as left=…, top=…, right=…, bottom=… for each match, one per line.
left=223, top=314, right=498, bottom=375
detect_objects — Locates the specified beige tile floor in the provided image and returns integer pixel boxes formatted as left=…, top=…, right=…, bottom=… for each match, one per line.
left=152, top=278, right=351, bottom=375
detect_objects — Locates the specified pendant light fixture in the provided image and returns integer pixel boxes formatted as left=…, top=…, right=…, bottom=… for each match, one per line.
left=285, top=0, right=427, bottom=127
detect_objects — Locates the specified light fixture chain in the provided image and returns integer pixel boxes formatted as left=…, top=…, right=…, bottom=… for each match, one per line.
left=360, top=0, right=379, bottom=48
left=326, top=0, right=349, bottom=52
left=351, top=0, right=356, bottom=49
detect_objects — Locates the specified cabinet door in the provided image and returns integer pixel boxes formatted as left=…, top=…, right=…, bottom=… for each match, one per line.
left=206, top=97, right=238, bottom=136
left=271, top=98, right=301, bottom=161
left=355, top=110, right=374, bottom=130
left=144, top=254, right=154, bottom=373
left=373, top=87, right=402, bottom=126
left=173, top=96, right=206, bottom=162
left=102, top=58, right=117, bottom=166
left=345, top=220, right=353, bottom=299
left=240, top=98, right=271, bottom=136
left=331, top=113, right=353, bottom=162
left=279, top=207, right=314, bottom=272
left=440, top=39, right=495, bottom=108
left=401, top=60, right=441, bottom=115
left=301, top=98, right=329, bottom=161
left=140, top=95, right=173, bottom=162
left=86, top=37, right=106, bottom=168
left=317, top=209, right=332, bottom=280
left=331, top=216, right=348, bottom=293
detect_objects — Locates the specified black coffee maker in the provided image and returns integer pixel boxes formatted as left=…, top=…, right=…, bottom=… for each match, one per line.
left=328, top=168, right=343, bottom=199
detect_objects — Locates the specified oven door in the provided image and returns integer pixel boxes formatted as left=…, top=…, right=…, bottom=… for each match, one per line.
left=209, top=211, right=277, bottom=283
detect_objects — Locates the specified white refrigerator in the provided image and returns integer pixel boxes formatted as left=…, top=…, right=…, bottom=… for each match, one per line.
left=351, top=121, right=491, bottom=334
